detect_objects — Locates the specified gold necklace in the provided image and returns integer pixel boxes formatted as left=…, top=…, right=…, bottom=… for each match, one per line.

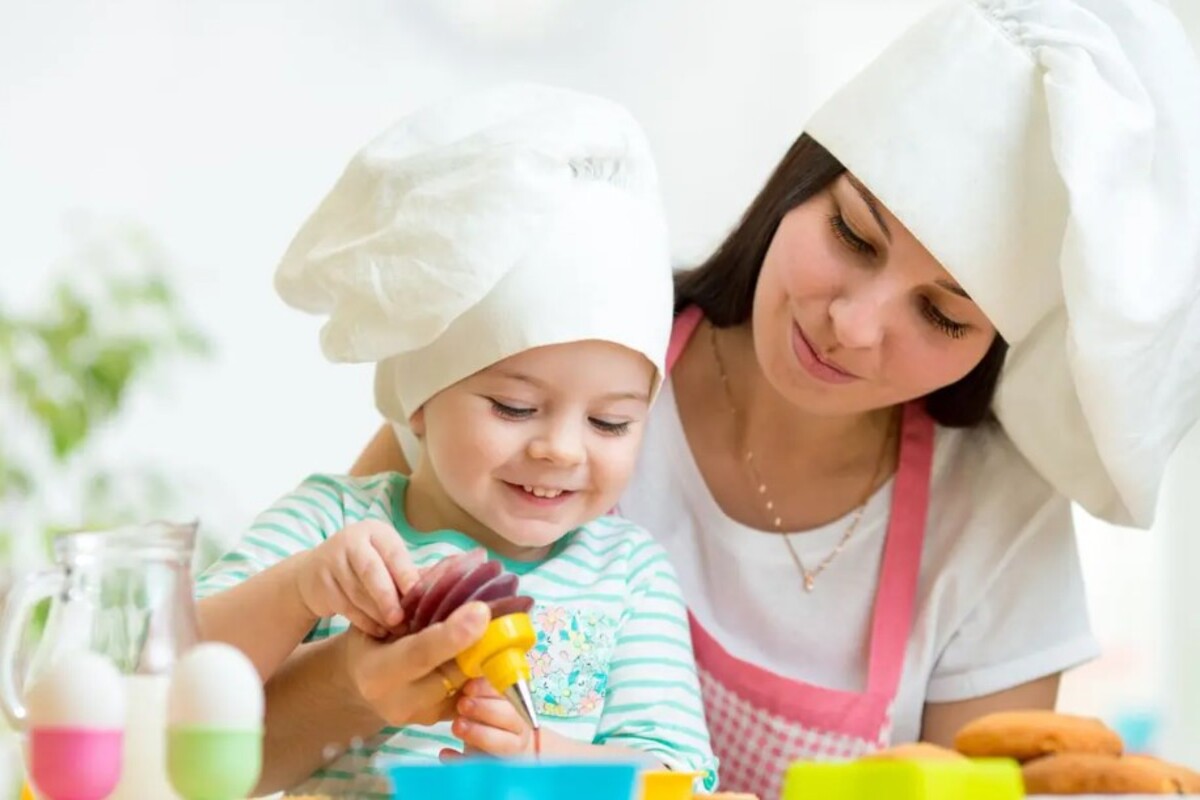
left=709, top=323, right=895, bottom=592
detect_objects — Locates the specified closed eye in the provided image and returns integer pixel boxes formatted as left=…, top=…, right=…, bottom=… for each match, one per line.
left=489, top=399, right=535, bottom=420
left=827, top=213, right=876, bottom=257
left=589, top=418, right=631, bottom=436
left=921, top=298, right=969, bottom=339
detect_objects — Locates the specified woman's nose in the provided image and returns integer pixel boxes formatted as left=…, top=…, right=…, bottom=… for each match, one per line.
left=828, top=281, right=889, bottom=350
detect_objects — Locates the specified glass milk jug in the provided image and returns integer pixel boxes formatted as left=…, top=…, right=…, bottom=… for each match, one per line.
left=0, top=521, right=202, bottom=799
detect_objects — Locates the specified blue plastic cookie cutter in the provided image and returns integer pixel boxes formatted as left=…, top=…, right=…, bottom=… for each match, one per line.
left=389, top=759, right=642, bottom=800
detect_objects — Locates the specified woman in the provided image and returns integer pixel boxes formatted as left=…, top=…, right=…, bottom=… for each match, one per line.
left=264, top=0, right=1200, bottom=797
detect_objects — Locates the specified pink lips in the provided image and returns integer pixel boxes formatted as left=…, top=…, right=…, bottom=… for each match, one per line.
left=791, top=323, right=860, bottom=384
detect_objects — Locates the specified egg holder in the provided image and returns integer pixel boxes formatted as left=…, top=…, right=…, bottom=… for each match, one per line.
left=25, top=643, right=263, bottom=800
left=164, top=643, right=264, bottom=800
left=24, top=652, right=124, bottom=800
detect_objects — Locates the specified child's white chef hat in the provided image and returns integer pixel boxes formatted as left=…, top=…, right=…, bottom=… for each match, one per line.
left=275, top=83, right=674, bottom=428
left=807, top=0, right=1200, bottom=528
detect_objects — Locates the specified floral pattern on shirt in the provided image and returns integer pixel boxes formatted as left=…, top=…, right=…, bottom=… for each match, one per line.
left=530, top=604, right=620, bottom=718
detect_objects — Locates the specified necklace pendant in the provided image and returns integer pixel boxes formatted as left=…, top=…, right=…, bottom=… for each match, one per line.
left=803, top=573, right=815, bottom=592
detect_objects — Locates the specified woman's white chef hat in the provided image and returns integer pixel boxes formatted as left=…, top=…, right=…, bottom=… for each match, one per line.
left=806, top=0, right=1200, bottom=528
left=274, top=83, right=674, bottom=428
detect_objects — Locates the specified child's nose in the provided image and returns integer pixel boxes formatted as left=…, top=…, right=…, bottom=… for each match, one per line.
left=527, top=421, right=585, bottom=466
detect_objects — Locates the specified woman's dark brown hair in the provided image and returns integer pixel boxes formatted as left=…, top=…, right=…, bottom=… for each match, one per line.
left=674, top=133, right=1007, bottom=428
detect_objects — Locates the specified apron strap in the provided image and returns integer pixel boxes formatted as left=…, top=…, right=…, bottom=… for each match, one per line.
left=610, top=307, right=703, bottom=517
left=666, top=306, right=704, bottom=373
left=865, top=401, right=935, bottom=696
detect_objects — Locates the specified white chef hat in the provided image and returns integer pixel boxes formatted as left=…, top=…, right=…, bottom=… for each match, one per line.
left=806, top=0, right=1200, bottom=528
left=275, top=83, right=674, bottom=427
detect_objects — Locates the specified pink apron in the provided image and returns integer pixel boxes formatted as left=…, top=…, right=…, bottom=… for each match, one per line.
left=665, top=307, right=934, bottom=800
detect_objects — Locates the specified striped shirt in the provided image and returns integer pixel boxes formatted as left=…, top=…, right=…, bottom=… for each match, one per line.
left=195, top=472, right=718, bottom=798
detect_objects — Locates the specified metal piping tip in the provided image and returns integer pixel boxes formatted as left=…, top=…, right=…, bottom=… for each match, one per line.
left=503, top=678, right=540, bottom=731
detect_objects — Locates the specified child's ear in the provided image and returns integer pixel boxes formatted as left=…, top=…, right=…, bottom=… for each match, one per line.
left=408, top=408, right=426, bottom=438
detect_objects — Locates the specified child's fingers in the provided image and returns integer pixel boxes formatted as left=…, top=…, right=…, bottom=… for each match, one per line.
left=334, top=600, right=388, bottom=639
left=369, top=525, right=421, bottom=594
left=438, top=747, right=464, bottom=763
left=331, top=562, right=391, bottom=634
left=456, top=695, right=526, bottom=736
left=451, top=716, right=528, bottom=756
left=347, top=545, right=403, bottom=626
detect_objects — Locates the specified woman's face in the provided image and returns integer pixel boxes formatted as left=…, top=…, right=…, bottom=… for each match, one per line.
left=752, top=173, right=996, bottom=416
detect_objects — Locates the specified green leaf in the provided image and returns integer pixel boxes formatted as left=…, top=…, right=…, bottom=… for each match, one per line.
left=0, top=217, right=215, bottom=564
left=0, top=465, right=32, bottom=499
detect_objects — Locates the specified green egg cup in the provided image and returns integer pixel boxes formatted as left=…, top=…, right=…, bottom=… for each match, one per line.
left=166, top=728, right=263, bottom=800
left=782, top=757, right=1024, bottom=800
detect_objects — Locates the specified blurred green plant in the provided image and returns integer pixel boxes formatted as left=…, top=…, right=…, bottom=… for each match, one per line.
left=0, top=218, right=211, bottom=563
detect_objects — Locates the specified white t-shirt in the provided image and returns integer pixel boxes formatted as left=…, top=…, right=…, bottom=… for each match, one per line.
left=395, top=379, right=1100, bottom=744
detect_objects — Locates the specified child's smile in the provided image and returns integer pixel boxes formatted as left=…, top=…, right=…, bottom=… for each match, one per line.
left=405, top=340, right=655, bottom=560
left=508, top=482, right=574, bottom=503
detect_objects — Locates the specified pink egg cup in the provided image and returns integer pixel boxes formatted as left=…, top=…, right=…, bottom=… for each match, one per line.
left=29, top=727, right=123, bottom=800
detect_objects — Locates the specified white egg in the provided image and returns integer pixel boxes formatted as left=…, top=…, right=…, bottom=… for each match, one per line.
left=167, top=642, right=263, bottom=729
left=26, top=650, right=125, bottom=729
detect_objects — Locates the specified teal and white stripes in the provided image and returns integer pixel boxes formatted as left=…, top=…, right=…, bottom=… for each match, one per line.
left=196, top=473, right=718, bottom=797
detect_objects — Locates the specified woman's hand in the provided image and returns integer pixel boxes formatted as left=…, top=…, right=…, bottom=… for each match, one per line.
left=295, top=520, right=420, bottom=638
left=336, top=601, right=491, bottom=729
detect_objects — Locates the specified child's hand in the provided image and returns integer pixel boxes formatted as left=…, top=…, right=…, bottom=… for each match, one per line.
left=295, top=520, right=418, bottom=638
left=440, top=677, right=533, bottom=759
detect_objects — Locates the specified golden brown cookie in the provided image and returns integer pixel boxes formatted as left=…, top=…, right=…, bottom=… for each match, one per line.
left=1124, top=754, right=1200, bottom=793
left=1021, top=753, right=1177, bottom=794
left=860, top=742, right=968, bottom=762
left=953, top=710, right=1123, bottom=762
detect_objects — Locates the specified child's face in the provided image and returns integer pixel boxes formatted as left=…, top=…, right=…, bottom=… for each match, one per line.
left=410, top=340, right=655, bottom=558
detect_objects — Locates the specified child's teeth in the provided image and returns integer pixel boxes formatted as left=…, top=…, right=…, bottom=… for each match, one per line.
left=522, top=485, right=563, bottom=498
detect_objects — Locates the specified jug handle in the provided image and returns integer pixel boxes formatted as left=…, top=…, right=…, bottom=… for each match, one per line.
left=0, top=570, right=64, bottom=729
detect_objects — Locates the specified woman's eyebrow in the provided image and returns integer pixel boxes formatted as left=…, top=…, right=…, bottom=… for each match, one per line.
left=936, top=278, right=971, bottom=300
left=846, top=174, right=892, bottom=243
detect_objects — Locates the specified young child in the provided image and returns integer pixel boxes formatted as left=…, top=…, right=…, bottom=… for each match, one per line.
left=195, top=84, right=718, bottom=797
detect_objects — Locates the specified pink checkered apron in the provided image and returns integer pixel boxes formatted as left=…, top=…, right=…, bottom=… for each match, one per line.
left=665, top=308, right=934, bottom=800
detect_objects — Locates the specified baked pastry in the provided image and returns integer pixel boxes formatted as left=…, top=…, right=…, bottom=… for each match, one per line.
left=953, top=710, right=1123, bottom=762
left=1123, top=754, right=1200, bottom=794
left=1021, top=753, right=1177, bottom=794
left=860, top=742, right=968, bottom=762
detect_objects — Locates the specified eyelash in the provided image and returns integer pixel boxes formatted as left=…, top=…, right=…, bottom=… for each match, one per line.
left=590, top=419, right=631, bottom=436
left=827, top=213, right=876, bottom=256
left=490, top=399, right=534, bottom=420
left=920, top=299, right=969, bottom=339
left=488, top=399, right=631, bottom=436
left=828, top=213, right=969, bottom=340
